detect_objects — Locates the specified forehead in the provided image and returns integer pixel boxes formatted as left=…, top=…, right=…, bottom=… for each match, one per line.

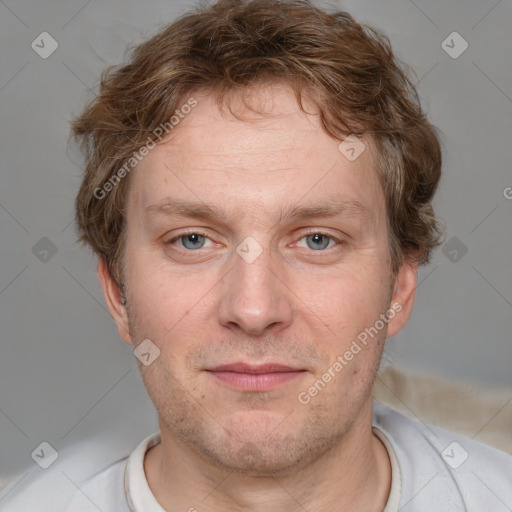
left=127, top=84, right=385, bottom=223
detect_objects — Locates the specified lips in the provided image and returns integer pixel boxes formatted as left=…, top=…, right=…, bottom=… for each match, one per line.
left=206, top=362, right=306, bottom=392
left=210, top=363, right=301, bottom=374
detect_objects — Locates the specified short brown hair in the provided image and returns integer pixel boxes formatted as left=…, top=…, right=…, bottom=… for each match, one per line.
left=72, top=0, right=444, bottom=288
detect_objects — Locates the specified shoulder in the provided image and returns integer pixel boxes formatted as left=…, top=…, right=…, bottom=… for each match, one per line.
left=63, top=458, right=129, bottom=512
left=64, top=430, right=161, bottom=511
left=373, top=401, right=512, bottom=511
left=0, top=434, right=143, bottom=512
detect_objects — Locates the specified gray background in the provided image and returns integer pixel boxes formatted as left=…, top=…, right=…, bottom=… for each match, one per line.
left=1, top=0, right=511, bottom=507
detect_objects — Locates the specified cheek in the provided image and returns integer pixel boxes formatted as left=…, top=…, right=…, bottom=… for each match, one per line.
left=124, top=253, right=216, bottom=354
left=124, top=255, right=180, bottom=333
left=304, top=266, right=388, bottom=332
left=298, top=271, right=391, bottom=391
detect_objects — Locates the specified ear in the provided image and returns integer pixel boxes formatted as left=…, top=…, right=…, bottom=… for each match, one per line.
left=97, top=258, right=133, bottom=345
left=385, top=257, right=419, bottom=338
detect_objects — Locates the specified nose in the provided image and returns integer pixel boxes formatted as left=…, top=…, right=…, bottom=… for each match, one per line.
left=217, top=242, right=294, bottom=336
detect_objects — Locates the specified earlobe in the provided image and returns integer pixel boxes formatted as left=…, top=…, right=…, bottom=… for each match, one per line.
left=386, top=259, right=419, bottom=339
left=97, top=258, right=133, bottom=345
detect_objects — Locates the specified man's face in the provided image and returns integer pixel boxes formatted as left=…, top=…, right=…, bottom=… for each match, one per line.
left=104, top=84, right=415, bottom=475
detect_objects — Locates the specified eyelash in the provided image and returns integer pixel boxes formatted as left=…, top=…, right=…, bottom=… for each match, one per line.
left=165, top=230, right=344, bottom=253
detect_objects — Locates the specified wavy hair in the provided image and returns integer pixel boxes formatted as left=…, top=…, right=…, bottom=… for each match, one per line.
left=71, top=0, right=444, bottom=287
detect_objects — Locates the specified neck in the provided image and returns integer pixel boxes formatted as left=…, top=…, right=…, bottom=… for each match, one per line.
left=144, top=401, right=391, bottom=512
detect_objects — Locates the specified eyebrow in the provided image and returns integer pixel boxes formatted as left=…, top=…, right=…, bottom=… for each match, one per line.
left=145, top=196, right=372, bottom=225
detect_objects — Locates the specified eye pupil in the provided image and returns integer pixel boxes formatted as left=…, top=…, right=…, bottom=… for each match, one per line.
left=307, top=233, right=330, bottom=250
left=183, top=233, right=205, bottom=249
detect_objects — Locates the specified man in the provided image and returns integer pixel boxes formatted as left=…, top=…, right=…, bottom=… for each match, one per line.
left=65, top=0, right=512, bottom=510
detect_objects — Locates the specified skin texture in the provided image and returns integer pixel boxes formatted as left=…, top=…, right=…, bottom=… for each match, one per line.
left=98, top=83, right=419, bottom=511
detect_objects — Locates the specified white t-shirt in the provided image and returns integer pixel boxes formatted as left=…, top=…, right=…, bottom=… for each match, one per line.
left=60, top=422, right=402, bottom=512
left=5, top=402, right=512, bottom=511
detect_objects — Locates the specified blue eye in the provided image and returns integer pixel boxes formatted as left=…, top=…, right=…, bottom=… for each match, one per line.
left=170, top=232, right=211, bottom=250
left=182, top=233, right=205, bottom=250
left=299, top=232, right=340, bottom=251
left=304, top=233, right=332, bottom=250
left=166, top=231, right=341, bottom=253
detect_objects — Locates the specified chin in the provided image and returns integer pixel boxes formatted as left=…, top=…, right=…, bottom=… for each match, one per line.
left=193, top=410, right=339, bottom=477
